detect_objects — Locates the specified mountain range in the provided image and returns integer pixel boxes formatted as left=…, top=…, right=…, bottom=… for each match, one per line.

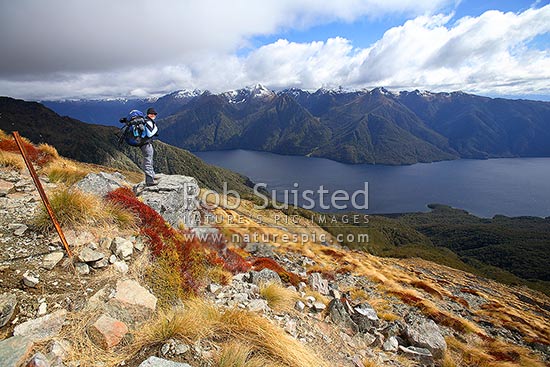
left=42, top=85, right=550, bottom=165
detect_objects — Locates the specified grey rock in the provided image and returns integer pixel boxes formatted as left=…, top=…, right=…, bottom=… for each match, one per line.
left=404, top=316, right=447, bottom=359
left=134, top=240, right=145, bottom=252
left=244, top=242, right=275, bottom=258
left=247, top=299, right=269, bottom=312
left=249, top=268, right=281, bottom=286
left=109, top=255, right=117, bottom=264
left=106, top=279, right=157, bottom=324
left=398, top=345, right=434, bottom=365
left=26, top=352, right=50, bottom=367
left=75, top=172, right=129, bottom=197
left=14, top=310, right=67, bottom=342
left=37, top=302, right=47, bottom=316
left=47, top=339, right=70, bottom=363
left=352, top=302, right=380, bottom=332
left=138, top=356, right=192, bottom=367
left=312, top=302, right=326, bottom=312
left=78, top=246, right=105, bottom=263
left=329, top=288, right=341, bottom=299
left=295, top=300, right=306, bottom=312
left=113, top=261, right=129, bottom=274
left=134, top=174, right=201, bottom=229
left=42, top=252, right=64, bottom=270
left=383, top=336, right=399, bottom=352
left=0, top=293, right=17, bottom=327
left=75, top=263, right=90, bottom=275
left=22, top=270, right=39, bottom=287
left=13, top=224, right=28, bottom=236
left=90, top=257, right=110, bottom=269
left=208, top=283, right=222, bottom=294
left=0, top=179, right=14, bottom=197
left=308, top=273, right=329, bottom=295
left=327, top=299, right=358, bottom=332
left=0, top=336, right=34, bottom=367
left=110, top=237, right=133, bottom=260
left=233, top=273, right=249, bottom=282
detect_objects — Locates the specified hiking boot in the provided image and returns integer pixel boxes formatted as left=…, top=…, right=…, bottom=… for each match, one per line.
left=146, top=181, right=158, bottom=187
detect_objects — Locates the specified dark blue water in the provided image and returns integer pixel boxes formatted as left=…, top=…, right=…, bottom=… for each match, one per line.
left=195, top=149, right=550, bottom=217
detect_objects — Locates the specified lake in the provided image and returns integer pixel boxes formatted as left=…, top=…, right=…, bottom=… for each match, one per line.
left=195, top=149, right=550, bottom=218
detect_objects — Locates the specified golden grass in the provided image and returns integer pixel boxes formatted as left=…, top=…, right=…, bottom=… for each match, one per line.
left=259, top=282, right=299, bottom=312
left=37, top=143, right=60, bottom=159
left=216, top=341, right=286, bottom=367
left=408, top=279, right=445, bottom=298
left=362, top=358, right=383, bottom=367
left=34, top=187, right=137, bottom=231
left=0, top=150, right=25, bottom=171
left=136, top=298, right=329, bottom=367
left=44, top=158, right=89, bottom=185
left=0, top=129, right=9, bottom=140
left=147, top=252, right=188, bottom=307
left=445, top=335, right=546, bottom=367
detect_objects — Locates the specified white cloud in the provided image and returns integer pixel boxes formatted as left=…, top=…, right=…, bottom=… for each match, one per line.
left=0, top=1, right=549, bottom=99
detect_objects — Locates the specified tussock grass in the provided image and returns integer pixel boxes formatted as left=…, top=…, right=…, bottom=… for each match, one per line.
left=362, top=358, right=383, bottom=367
left=0, top=150, right=25, bottom=171
left=44, top=158, right=89, bottom=185
left=37, top=143, right=60, bottom=159
left=34, top=187, right=137, bottom=231
left=216, top=341, right=285, bottom=367
left=136, top=298, right=328, bottom=367
left=445, top=335, right=546, bottom=367
left=259, top=282, right=299, bottom=312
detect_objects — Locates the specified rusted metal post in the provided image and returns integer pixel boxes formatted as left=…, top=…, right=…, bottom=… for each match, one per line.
left=12, top=131, right=73, bottom=258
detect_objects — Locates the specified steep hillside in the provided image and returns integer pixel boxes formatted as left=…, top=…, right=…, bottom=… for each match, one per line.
left=0, top=97, right=254, bottom=194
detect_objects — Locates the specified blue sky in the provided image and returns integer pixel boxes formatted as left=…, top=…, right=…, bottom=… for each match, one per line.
left=0, top=0, right=549, bottom=100
left=250, top=0, right=548, bottom=51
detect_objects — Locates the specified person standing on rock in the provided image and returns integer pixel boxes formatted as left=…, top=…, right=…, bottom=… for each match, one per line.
left=142, top=107, right=159, bottom=186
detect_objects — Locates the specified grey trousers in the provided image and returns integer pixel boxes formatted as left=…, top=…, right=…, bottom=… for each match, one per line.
left=140, top=143, right=155, bottom=183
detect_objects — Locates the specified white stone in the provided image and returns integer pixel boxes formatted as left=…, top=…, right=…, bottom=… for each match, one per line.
left=37, top=302, right=47, bottom=316
left=42, top=252, right=64, bottom=270
left=113, top=261, right=129, bottom=274
left=22, top=270, right=39, bottom=287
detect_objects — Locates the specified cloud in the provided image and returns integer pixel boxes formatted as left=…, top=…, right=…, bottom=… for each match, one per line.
left=0, top=0, right=454, bottom=76
left=0, top=1, right=549, bottom=99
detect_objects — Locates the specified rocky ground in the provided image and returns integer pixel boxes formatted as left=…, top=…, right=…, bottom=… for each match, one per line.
left=0, top=166, right=549, bottom=367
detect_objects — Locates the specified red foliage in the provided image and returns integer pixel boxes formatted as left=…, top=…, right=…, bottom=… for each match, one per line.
left=106, top=187, right=251, bottom=293
left=251, top=257, right=303, bottom=286
left=106, top=187, right=175, bottom=256
left=0, top=138, right=53, bottom=166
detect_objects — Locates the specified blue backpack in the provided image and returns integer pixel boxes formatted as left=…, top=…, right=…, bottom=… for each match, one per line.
left=118, top=110, right=156, bottom=147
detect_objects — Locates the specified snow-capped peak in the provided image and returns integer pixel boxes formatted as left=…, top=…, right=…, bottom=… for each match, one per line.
left=173, top=89, right=202, bottom=99
left=221, top=84, right=276, bottom=104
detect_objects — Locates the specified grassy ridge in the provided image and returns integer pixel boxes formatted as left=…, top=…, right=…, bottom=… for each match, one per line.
left=281, top=204, right=550, bottom=295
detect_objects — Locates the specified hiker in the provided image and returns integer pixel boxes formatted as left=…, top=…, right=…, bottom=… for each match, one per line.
left=141, top=107, right=158, bottom=186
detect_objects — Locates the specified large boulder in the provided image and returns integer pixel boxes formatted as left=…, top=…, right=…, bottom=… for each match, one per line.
left=134, top=174, right=200, bottom=229
left=404, top=315, right=447, bottom=359
left=76, top=172, right=130, bottom=197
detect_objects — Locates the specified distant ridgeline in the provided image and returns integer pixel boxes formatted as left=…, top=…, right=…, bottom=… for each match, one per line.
left=42, top=85, right=550, bottom=165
